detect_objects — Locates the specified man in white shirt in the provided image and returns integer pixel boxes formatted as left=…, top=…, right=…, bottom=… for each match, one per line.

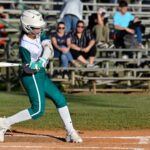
left=59, top=0, right=83, bottom=33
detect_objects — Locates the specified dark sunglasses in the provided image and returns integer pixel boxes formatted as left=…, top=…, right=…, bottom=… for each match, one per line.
left=31, top=27, right=41, bottom=30
left=77, top=25, right=84, bottom=28
left=58, top=27, right=65, bottom=29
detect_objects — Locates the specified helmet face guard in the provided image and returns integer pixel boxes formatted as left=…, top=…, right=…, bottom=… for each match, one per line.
left=20, top=10, right=46, bottom=34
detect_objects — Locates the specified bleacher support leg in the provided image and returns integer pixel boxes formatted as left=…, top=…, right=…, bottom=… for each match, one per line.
left=92, top=80, right=96, bottom=95
left=147, top=81, right=150, bottom=93
left=71, top=71, right=75, bottom=86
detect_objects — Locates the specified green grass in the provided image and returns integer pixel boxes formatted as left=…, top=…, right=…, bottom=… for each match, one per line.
left=0, top=92, right=150, bottom=130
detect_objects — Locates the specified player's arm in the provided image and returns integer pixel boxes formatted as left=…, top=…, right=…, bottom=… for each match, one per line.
left=36, top=39, right=54, bottom=68
left=41, top=39, right=54, bottom=60
left=19, top=46, right=38, bottom=74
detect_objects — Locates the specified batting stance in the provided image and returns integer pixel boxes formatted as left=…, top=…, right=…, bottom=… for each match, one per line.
left=0, top=10, right=82, bottom=143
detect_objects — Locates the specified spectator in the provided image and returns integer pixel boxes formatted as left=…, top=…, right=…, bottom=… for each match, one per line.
left=113, top=0, right=144, bottom=51
left=70, top=20, right=98, bottom=68
left=51, top=22, right=80, bottom=79
left=92, top=8, right=111, bottom=49
left=58, top=0, right=83, bottom=33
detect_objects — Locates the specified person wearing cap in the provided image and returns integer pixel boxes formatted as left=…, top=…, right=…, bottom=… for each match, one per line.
left=92, top=8, right=111, bottom=49
left=113, top=0, right=143, bottom=49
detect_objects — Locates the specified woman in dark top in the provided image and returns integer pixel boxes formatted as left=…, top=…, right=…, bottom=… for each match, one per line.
left=51, top=22, right=80, bottom=78
left=71, top=20, right=98, bottom=68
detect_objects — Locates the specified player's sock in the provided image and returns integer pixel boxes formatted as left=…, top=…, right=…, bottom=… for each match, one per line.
left=5, top=109, right=31, bottom=126
left=57, top=106, right=75, bottom=134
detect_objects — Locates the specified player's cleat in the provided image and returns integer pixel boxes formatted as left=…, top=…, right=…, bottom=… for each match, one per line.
left=66, top=130, right=83, bottom=143
left=0, top=118, right=10, bottom=142
left=0, top=129, right=7, bottom=142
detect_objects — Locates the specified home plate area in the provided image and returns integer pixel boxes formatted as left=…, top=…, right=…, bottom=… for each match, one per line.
left=0, top=129, right=150, bottom=150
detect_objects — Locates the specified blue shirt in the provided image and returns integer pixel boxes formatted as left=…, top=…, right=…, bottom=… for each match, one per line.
left=113, top=11, right=134, bottom=28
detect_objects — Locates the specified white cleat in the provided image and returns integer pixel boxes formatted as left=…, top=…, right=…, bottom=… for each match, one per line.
left=0, top=129, right=7, bottom=142
left=0, top=118, right=10, bottom=142
left=66, top=130, right=83, bottom=143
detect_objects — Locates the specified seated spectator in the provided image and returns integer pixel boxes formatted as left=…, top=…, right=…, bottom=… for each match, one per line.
left=113, top=0, right=144, bottom=51
left=70, top=20, right=98, bottom=68
left=92, top=8, right=113, bottom=49
left=51, top=22, right=80, bottom=79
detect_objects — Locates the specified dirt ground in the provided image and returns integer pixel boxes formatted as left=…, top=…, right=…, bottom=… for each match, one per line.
left=0, top=129, right=150, bottom=150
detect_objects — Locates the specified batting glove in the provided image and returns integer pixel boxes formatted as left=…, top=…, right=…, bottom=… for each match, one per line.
left=29, top=61, right=39, bottom=70
left=36, top=57, right=47, bottom=68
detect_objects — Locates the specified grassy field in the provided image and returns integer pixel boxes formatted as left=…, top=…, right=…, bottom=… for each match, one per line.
left=0, top=92, right=150, bottom=131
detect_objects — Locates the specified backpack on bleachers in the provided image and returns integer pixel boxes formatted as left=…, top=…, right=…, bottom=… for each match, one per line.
left=123, top=34, right=139, bottom=49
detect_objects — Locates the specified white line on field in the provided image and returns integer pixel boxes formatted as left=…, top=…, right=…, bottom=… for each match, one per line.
left=138, top=137, right=149, bottom=144
left=84, top=136, right=150, bottom=144
left=83, top=136, right=150, bottom=140
left=6, top=134, right=150, bottom=139
left=0, top=145, right=144, bottom=150
left=6, top=134, right=150, bottom=144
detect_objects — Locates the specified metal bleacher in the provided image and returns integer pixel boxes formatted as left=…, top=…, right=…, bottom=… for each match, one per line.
left=48, top=48, right=150, bottom=94
left=0, top=0, right=150, bottom=93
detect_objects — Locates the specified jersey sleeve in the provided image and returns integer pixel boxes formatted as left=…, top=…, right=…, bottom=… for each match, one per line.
left=19, top=46, right=31, bottom=64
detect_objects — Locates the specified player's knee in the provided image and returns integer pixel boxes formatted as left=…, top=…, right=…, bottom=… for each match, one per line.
left=32, top=109, right=45, bottom=119
left=29, top=105, right=45, bottom=119
left=36, top=110, right=45, bottom=118
left=55, top=96, right=67, bottom=108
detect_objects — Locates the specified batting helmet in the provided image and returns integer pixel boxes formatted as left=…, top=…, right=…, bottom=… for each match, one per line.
left=20, top=10, right=46, bottom=33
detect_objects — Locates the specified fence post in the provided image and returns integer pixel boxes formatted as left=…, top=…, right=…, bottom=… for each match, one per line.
left=92, top=80, right=96, bottom=95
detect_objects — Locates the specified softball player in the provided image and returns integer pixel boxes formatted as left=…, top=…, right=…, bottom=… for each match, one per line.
left=0, top=10, right=82, bottom=143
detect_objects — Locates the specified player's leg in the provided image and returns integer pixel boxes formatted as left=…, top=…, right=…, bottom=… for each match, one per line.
left=0, top=109, right=31, bottom=142
left=0, top=74, right=45, bottom=142
left=23, top=74, right=46, bottom=119
left=44, top=75, right=82, bottom=143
